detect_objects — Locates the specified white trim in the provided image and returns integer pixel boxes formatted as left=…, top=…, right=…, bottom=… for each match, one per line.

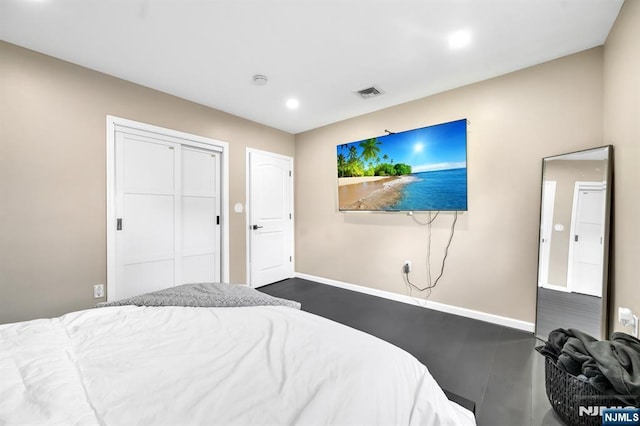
left=540, top=283, right=571, bottom=293
left=537, top=180, right=556, bottom=288
left=106, top=116, right=230, bottom=302
left=247, top=147, right=295, bottom=162
left=295, top=272, right=535, bottom=333
left=245, top=151, right=250, bottom=286
left=111, top=118, right=225, bottom=152
left=106, top=118, right=116, bottom=301
left=245, top=148, right=295, bottom=287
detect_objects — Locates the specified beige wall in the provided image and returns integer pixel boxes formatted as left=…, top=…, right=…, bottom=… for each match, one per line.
left=0, top=41, right=295, bottom=324
left=603, top=0, right=640, bottom=333
left=294, top=48, right=604, bottom=324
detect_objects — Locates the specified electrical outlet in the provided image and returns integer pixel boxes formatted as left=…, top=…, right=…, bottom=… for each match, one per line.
left=619, top=307, right=639, bottom=338
left=93, top=284, right=104, bottom=299
left=403, top=261, right=412, bottom=273
left=619, top=307, right=634, bottom=325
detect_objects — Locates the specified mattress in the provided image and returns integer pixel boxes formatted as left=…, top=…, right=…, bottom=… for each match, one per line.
left=0, top=304, right=475, bottom=425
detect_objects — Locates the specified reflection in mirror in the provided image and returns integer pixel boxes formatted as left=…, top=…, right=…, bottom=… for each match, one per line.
left=535, top=146, right=612, bottom=341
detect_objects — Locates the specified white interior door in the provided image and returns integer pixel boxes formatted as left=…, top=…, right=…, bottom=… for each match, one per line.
left=568, top=184, right=605, bottom=297
left=116, top=132, right=178, bottom=299
left=247, top=149, right=294, bottom=288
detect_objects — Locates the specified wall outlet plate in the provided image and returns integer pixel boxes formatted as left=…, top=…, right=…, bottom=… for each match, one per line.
left=94, top=284, right=104, bottom=299
left=619, top=307, right=634, bottom=324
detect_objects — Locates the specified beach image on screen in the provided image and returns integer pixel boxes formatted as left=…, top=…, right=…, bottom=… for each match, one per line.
left=337, top=119, right=467, bottom=211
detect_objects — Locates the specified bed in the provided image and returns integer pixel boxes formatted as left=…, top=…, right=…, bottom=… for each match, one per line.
left=0, top=283, right=475, bottom=425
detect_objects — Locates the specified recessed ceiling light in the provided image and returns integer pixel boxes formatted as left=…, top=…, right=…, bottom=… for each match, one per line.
left=286, top=98, right=299, bottom=110
left=448, top=30, right=472, bottom=49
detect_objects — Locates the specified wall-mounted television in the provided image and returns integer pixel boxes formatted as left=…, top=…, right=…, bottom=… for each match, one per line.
left=337, top=118, right=467, bottom=212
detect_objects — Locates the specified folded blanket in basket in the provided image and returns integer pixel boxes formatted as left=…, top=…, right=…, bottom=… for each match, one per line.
left=537, top=328, right=640, bottom=406
left=97, top=282, right=301, bottom=310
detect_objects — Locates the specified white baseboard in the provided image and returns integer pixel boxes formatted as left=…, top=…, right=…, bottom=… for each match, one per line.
left=539, top=283, right=571, bottom=293
left=295, top=272, right=535, bottom=333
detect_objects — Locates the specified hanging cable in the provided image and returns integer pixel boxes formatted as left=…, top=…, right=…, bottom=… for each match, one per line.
left=404, top=211, right=458, bottom=298
left=410, top=210, right=439, bottom=225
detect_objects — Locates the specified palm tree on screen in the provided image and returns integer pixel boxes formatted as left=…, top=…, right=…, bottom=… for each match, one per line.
left=347, top=146, right=359, bottom=163
left=359, top=138, right=381, bottom=164
left=337, top=153, right=346, bottom=177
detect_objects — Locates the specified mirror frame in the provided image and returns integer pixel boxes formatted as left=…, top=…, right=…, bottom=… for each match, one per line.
left=534, top=145, right=613, bottom=340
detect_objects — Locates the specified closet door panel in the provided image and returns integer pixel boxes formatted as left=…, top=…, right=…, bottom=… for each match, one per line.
left=182, top=197, right=216, bottom=256
left=123, top=194, right=175, bottom=264
left=182, top=149, right=218, bottom=197
left=121, top=260, right=174, bottom=299
left=123, top=138, right=175, bottom=195
left=116, top=133, right=177, bottom=299
left=113, top=131, right=221, bottom=300
left=182, top=254, right=216, bottom=284
left=181, top=148, right=220, bottom=283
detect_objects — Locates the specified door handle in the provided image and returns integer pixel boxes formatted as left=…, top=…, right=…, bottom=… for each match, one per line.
left=252, top=225, right=263, bottom=230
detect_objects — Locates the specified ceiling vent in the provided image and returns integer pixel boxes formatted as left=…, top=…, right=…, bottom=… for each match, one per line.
left=355, top=86, right=383, bottom=99
left=252, top=74, right=268, bottom=86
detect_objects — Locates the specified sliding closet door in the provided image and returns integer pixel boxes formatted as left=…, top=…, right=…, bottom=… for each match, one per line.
left=181, top=148, right=221, bottom=283
left=113, top=131, right=221, bottom=300
left=115, top=132, right=178, bottom=299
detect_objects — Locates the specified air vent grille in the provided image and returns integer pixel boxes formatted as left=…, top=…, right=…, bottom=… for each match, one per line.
left=355, top=86, right=383, bottom=99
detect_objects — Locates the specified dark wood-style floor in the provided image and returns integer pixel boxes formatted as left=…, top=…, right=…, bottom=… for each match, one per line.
left=536, top=287, right=602, bottom=339
left=260, top=278, right=565, bottom=426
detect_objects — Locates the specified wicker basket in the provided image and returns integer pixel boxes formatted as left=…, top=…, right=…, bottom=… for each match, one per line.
left=544, top=356, right=626, bottom=426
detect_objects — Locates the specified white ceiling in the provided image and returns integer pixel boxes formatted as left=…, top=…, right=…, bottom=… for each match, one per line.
left=0, top=0, right=624, bottom=134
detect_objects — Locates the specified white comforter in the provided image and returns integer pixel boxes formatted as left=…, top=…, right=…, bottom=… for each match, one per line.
left=0, top=305, right=475, bottom=425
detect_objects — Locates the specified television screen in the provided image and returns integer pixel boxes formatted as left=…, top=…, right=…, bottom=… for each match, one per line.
left=337, top=118, right=467, bottom=211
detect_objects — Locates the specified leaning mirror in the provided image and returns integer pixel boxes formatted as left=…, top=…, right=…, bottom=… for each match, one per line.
left=535, top=145, right=613, bottom=340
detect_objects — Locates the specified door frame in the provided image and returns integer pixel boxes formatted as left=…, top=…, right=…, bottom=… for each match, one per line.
left=106, top=115, right=229, bottom=300
left=245, top=148, right=295, bottom=287
left=566, top=181, right=606, bottom=295
left=538, top=180, right=556, bottom=288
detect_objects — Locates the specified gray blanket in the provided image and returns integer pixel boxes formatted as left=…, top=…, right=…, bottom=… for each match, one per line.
left=538, top=328, right=640, bottom=406
left=97, top=282, right=301, bottom=310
